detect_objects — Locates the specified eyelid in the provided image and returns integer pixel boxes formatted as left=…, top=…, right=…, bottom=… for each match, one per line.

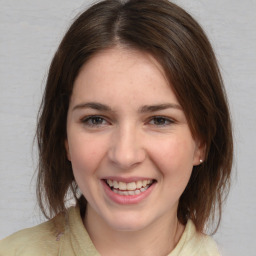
left=80, top=115, right=111, bottom=127
left=80, top=114, right=175, bottom=128
left=147, top=116, right=176, bottom=126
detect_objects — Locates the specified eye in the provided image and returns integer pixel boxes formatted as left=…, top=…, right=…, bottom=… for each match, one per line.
left=81, top=116, right=109, bottom=127
left=148, top=116, right=174, bottom=126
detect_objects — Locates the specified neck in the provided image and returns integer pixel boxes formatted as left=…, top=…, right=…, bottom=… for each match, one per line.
left=84, top=206, right=184, bottom=256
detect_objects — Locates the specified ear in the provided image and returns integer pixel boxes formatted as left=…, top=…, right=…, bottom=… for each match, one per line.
left=65, top=139, right=71, bottom=161
left=193, top=140, right=206, bottom=166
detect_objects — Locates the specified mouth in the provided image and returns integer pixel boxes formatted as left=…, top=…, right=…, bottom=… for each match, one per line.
left=104, top=179, right=156, bottom=196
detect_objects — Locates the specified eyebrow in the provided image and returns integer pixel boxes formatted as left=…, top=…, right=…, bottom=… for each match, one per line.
left=139, top=103, right=182, bottom=113
left=72, top=102, right=112, bottom=112
left=72, top=102, right=182, bottom=112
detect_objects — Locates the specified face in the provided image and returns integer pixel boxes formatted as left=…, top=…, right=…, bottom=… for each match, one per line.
left=66, top=47, right=203, bottom=232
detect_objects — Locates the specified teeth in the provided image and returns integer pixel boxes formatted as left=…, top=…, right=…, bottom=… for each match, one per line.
left=113, top=180, right=119, bottom=189
left=119, top=182, right=127, bottom=190
left=127, top=182, right=136, bottom=190
left=128, top=190, right=135, bottom=195
left=136, top=180, right=142, bottom=188
left=141, top=187, right=147, bottom=192
left=142, top=180, right=147, bottom=187
left=107, top=179, right=113, bottom=187
left=106, top=179, right=153, bottom=193
left=113, top=185, right=150, bottom=196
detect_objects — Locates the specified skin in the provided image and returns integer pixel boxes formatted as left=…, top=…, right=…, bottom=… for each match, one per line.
left=65, top=46, right=203, bottom=256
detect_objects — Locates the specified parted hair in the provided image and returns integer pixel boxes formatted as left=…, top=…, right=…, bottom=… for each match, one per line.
left=36, top=0, right=233, bottom=234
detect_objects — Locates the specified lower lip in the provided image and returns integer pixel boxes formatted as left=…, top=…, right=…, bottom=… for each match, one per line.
left=101, top=180, right=156, bottom=205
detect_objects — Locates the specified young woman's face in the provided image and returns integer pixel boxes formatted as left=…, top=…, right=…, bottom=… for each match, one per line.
left=66, top=47, right=202, bottom=232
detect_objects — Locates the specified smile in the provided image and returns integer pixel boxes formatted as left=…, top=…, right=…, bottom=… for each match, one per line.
left=105, top=179, right=154, bottom=196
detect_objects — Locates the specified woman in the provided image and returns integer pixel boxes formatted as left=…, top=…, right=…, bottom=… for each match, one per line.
left=0, top=0, right=233, bottom=255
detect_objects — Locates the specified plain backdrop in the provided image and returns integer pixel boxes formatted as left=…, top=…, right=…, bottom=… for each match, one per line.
left=0, top=0, right=255, bottom=255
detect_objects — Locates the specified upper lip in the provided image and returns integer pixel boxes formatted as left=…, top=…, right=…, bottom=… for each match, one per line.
left=101, top=176, right=155, bottom=183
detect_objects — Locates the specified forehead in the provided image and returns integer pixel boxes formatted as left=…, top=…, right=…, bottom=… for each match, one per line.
left=78, top=46, right=168, bottom=82
left=70, top=46, right=179, bottom=107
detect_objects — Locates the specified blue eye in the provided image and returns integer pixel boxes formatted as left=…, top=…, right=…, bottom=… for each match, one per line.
left=149, top=116, right=173, bottom=126
left=82, top=116, right=108, bottom=127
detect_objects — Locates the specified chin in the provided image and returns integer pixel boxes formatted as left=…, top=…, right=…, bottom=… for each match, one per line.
left=104, top=212, right=153, bottom=232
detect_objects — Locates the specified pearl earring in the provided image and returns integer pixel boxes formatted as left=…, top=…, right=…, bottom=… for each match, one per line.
left=199, top=159, right=203, bottom=163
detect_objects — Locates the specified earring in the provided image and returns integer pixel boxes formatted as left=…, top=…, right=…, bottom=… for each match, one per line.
left=199, top=159, right=203, bottom=163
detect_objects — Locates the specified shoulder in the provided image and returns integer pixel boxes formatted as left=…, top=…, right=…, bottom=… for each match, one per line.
left=0, top=212, right=66, bottom=256
left=195, top=233, right=220, bottom=256
left=170, top=220, right=221, bottom=256
left=185, top=220, right=220, bottom=256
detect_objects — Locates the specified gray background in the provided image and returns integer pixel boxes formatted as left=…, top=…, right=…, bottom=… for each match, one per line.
left=0, top=0, right=255, bottom=255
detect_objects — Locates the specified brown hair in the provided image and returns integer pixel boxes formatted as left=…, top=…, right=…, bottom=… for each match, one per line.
left=36, top=0, right=233, bottom=234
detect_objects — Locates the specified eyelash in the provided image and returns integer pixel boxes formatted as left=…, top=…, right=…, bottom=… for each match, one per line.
left=80, top=115, right=175, bottom=128
left=81, top=115, right=109, bottom=127
left=148, top=116, right=175, bottom=127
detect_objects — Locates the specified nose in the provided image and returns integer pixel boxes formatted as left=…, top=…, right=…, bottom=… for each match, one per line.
left=108, top=125, right=146, bottom=170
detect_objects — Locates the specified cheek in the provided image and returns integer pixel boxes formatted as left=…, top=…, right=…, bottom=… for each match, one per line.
left=149, top=135, right=196, bottom=177
left=149, top=136, right=196, bottom=202
left=68, top=134, right=108, bottom=176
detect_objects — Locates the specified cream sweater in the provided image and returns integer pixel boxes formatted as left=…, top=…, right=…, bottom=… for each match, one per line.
left=0, top=207, right=220, bottom=255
